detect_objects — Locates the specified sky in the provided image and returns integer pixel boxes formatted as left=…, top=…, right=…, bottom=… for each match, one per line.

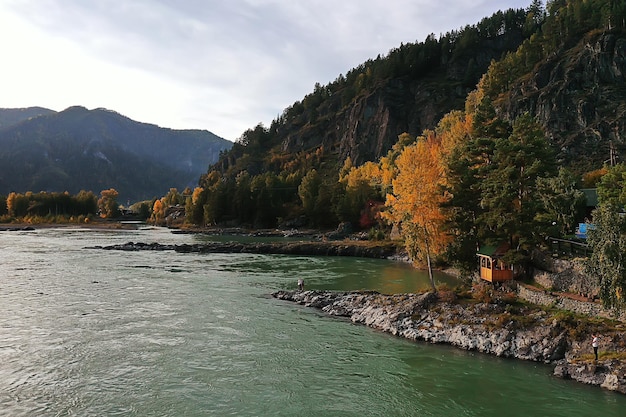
left=0, top=0, right=532, bottom=141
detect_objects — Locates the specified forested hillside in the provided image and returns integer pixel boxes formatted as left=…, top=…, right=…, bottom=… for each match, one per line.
left=0, top=107, right=55, bottom=128
left=190, top=4, right=543, bottom=228
left=0, top=106, right=232, bottom=202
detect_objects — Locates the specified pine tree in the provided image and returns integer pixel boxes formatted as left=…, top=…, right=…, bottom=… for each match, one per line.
left=480, top=113, right=556, bottom=266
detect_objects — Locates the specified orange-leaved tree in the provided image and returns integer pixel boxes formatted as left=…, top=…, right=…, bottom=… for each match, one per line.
left=383, top=132, right=451, bottom=291
left=98, top=188, right=120, bottom=219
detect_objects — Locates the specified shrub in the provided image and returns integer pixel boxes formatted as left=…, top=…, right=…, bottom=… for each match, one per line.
left=368, top=227, right=386, bottom=241
left=437, top=283, right=457, bottom=303
left=472, top=282, right=493, bottom=303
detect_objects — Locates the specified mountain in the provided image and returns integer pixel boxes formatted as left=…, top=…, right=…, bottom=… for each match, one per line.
left=0, top=107, right=56, bottom=128
left=212, top=7, right=535, bottom=179
left=211, top=1, right=626, bottom=182
left=189, top=0, right=626, bottom=230
left=0, top=106, right=232, bottom=202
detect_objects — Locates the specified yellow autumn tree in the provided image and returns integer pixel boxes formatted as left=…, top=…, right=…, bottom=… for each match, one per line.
left=378, top=132, right=417, bottom=195
left=97, top=188, right=120, bottom=218
left=152, top=198, right=165, bottom=225
left=383, top=133, right=451, bottom=290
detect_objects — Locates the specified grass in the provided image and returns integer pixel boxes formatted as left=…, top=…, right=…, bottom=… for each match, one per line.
left=571, top=351, right=626, bottom=363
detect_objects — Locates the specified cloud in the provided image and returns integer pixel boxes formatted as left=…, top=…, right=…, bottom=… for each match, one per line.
left=0, top=0, right=531, bottom=141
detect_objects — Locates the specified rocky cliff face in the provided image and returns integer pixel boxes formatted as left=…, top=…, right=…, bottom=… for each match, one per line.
left=275, top=32, right=526, bottom=168
left=280, top=77, right=464, bottom=167
left=504, top=30, right=626, bottom=172
left=283, top=29, right=626, bottom=174
left=273, top=290, right=626, bottom=394
left=336, top=79, right=458, bottom=165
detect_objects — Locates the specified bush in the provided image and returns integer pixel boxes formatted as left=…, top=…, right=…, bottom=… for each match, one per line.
left=368, top=227, right=386, bottom=241
left=472, top=282, right=493, bottom=303
left=436, top=283, right=457, bottom=303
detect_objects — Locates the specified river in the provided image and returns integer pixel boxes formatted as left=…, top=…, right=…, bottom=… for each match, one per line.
left=0, top=227, right=624, bottom=416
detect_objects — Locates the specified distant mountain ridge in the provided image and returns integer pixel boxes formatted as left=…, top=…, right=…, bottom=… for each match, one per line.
left=0, top=106, right=232, bottom=202
left=0, top=106, right=56, bottom=128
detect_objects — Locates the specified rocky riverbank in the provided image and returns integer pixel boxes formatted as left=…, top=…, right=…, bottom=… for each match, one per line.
left=272, top=289, right=626, bottom=394
left=87, top=240, right=402, bottom=259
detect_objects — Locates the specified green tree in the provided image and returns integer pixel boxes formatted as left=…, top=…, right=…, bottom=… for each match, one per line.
left=131, top=201, right=152, bottom=220
left=298, top=169, right=337, bottom=227
left=75, top=190, right=98, bottom=216
left=597, top=163, right=626, bottom=207
left=185, top=187, right=206, bottom=225
left=162, top=188, right=183, bottom=207
left=233, top=171, right=253, bottom=224
left=535, top=167, right=587, bottom=237
left=443, top=141, right=486, bottom=276
left=480, top=113, right=556, bottom=262
left=585, top=202, right=626, bottom=312
left=298, top=169, right=322, bottom=223
left=250, top=173, right=279, bottom=228
left=203, top=180, right=228, bottom=226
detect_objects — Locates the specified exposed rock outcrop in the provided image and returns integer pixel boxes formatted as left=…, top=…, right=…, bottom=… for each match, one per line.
left=504, top=31, right=626, bottom=172
left=87, top=240, right=400, bottom=259
left=273, top=290, right=626, bottom=394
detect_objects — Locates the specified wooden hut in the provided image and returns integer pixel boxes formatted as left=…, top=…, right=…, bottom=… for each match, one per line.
left=477, top=243, right=514, bottom=283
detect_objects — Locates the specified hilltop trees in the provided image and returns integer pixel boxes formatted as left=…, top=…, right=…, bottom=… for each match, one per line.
left=189, top=4, right=539, bottom=231
left=170, top=0, right=626, bottom=287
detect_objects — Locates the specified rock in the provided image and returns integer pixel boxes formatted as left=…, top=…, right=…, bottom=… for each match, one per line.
left=88, top=240, right=400, bottom=260
left=325, top=222, right=353, bottom=240
left=601, top=374, right=620, bottom=391
left=504, top=31, right=626, bottom=171
left=553, top=363, right=571, bottom=379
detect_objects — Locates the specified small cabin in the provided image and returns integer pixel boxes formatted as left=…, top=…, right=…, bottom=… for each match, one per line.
left=477, top=243, right=514, bottom=283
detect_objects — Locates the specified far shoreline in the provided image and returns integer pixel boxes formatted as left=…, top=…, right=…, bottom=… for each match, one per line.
left=0, top=219, right=142, bottom=231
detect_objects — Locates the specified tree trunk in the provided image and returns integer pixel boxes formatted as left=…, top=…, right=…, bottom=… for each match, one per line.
left=424, top=231, right=436, bottom=292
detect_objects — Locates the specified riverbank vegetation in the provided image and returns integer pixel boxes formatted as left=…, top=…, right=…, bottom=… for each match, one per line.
left=0, top=188, right=137, bottom=225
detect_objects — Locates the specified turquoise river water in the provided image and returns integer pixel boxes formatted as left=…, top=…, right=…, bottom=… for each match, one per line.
left=0, top=227, right=625, bottom=416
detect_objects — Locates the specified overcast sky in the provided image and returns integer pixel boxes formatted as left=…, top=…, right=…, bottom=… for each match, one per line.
left=0, top=0, right=532, bottom=141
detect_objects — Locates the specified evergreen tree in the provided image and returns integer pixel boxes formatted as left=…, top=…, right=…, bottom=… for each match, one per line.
left=596, top=163, right=626, bottom=208
left=480, top=113, right=556, bottom=266
left=535, top=167, right=587, bottom=237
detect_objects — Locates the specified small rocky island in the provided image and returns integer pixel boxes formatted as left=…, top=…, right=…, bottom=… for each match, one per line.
left=273, top=289, right=626, bottom=394
left=87, top=239, right=401, bottom=259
